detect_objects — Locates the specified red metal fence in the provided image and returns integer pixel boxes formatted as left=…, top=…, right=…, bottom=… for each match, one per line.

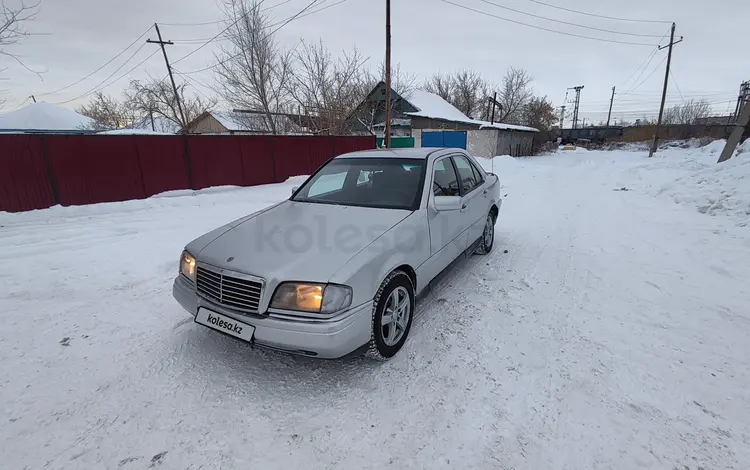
left=0, top=134, right=375, bottom=213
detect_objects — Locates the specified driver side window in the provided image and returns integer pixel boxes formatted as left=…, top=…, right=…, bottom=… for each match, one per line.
left=433, top=159, right=460, bottom=197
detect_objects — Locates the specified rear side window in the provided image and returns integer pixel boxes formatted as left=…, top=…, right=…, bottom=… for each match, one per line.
left=452, top=155, right=481, bottom=194
left=470, top=161, right=484, bottom=185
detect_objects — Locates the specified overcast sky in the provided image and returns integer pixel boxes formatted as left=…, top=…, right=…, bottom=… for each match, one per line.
left=2, top=0, right=748, bottom=124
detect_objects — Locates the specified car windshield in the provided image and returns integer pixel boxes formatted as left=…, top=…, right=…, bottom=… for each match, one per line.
left=292, top=157, right=426, bottom=210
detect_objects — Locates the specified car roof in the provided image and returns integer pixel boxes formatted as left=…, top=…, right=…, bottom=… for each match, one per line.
left=335, top=148, right=463, bottom=160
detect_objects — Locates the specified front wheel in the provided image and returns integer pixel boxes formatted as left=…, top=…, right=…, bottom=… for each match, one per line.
left=366, top=270, right=415, bottom=361
left=475, top=212, right=495, bottom=255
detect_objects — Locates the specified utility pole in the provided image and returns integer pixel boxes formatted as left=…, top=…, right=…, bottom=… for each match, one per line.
left=559, top=105, right=566, bottom=130
left=733, top=80, right=749, bottom=124
left=717, top=101, right=750, bottom=163
left=147, top=23, right=186, bottom=131
left=488, top=92, right=502, bottom=125
left=649, top=22, right=683, bottom=157
left=606, top=86, right=616, bottom=127
left=568, top=85, right=584, bottom=129
left=384, top=0, right=392, bottom=148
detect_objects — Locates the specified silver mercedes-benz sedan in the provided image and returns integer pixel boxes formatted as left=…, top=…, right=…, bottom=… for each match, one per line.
left=172, top=148, right=501, bottom=360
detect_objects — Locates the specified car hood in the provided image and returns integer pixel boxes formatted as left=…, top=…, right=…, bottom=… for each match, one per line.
left=194, top=200, right=411, bottom=283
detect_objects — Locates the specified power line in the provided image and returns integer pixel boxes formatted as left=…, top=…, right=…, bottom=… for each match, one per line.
left=177, top=0, right=349, bottom=75
left=173, top=68, right=218, bottom=101
left=36, top=26, right=153, bottom=97
left=54, top=47, right=159, bottom=105
left=619, top=48, right=657, bottom=88
left=159, top=0, right=296, bottom=27
left=621, top=55, right=667, bottom=95
left=266, top=0, right=326, bottom=36
left=438, top=0, right=659, bottom=47
left=618, top=90, right=735, bottom=96
left=630, top=55, right=668, bottom=92
left=171, top=1, right=347, bottom=44
left=669, top=70, right=685, bottom=102
left=476, top=0, right=665, bottom=38
left=618, top=27, right=670, bottom=88
left=522, top=0, right=672, bottom=24
left=9, top=96, right=32, bottom=111
left=171, top=0, right=321, bottom=67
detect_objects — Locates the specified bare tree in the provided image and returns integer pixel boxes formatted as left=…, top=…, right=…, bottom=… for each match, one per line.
left=497, top=67, right=534, bottom=124
left=359, top=61, right=417, bottom=98
left=451, top=70, right=490, bottom=119
left=1, top=0, right=39, bottom=69
left=423, top=73, right=455, bottom=101
left=1, top=0, right=41, bottom=107
left=288, top=40, right=367, bottom=135
left=214, top=0, right=292, bottom=134
left=76, top=91, right=137, bottom=131
left=662, top=99, right=712, bottom=125
left=126, top=78, right=215, bottom=132
left=520, top=96, right=557, bottom=130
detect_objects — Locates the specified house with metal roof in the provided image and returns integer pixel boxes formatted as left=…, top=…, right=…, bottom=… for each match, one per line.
left=346, top=81, right=539, bottom=157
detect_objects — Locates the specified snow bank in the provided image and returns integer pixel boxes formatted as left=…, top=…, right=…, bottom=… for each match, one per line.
left=699, top=139, right=727, bottom=155
left=656, top=143, right=750, bottom=226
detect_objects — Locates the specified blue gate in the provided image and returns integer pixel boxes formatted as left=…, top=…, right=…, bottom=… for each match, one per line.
left=421, top=131, right=467, bottom=149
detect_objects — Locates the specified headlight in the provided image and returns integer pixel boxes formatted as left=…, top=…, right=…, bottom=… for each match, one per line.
left=270, top=282, right=352, bottom=314
left=180, top=251, right=196, bottom=283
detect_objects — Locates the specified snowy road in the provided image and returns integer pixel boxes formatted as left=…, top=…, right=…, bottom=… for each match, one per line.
left=2, top=145, right=749, bottom=469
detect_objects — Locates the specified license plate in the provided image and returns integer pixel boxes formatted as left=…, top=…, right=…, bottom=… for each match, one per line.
left=195, top=308, right=255, bottom=342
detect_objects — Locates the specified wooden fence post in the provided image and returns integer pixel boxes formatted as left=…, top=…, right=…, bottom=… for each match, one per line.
left=183, top=135, right=194, bottom=189
left=39, top=135, right=60, bottom=206
left=269, top=136, right=278, bottom=183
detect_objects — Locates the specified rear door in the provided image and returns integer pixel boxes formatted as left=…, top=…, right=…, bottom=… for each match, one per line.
left=452, top=154, right=487, bottom=245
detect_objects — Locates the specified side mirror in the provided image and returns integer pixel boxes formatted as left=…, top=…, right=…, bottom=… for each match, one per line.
left=291, top=186, right=299, bottom=197
left=433, top=195, right=462, bottom=212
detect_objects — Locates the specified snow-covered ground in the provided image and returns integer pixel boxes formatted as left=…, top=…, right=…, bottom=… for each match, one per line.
left=1, top=142, right=749, bottom=469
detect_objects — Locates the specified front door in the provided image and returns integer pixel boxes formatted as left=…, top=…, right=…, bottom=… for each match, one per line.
left=427, top=157, right=467, bottom=272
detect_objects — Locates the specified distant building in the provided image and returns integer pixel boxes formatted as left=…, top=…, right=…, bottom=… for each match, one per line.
left=345, top=81, right=539, bottom=156
left=186, top=110, right=305, bottom=135
left=694, top=116, right=735, bottom=125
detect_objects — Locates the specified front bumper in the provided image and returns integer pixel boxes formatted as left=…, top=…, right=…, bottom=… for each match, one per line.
left=172, top=276, right=372, bottom=359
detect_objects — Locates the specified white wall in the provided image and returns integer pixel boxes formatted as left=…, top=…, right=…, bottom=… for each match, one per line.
left=467, top=129, right=499, bottom=158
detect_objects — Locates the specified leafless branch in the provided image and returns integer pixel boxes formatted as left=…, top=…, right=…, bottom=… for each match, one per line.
left=288, top=39, right=367, bottom=134
left=422, top=73, right=455, bottom=101
left=0, top=0, right=43, bottom=81
left=662, top=99, right=712, bottom=125
left=213, top=0, right=293, bottom=134
left=76, top=91, right=138, bottom=131
left=497, top=67, right=534, bottom=124
left=125, top=78, right=216, bottom=132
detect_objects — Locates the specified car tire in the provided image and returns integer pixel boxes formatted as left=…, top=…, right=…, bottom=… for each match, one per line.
left=366, top=270, right=415, bottom=361
left=475, top=211, right=496, bottom=255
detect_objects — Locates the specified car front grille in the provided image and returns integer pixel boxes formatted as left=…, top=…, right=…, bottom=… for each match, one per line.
left=196, top=266, right=263, bottom=313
